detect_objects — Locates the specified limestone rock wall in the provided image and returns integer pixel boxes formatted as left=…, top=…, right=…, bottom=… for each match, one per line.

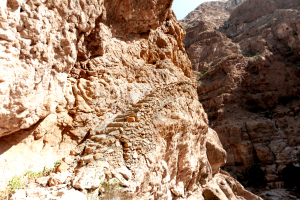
left=0, top=0, right=260, bottom=199
left=180, top=0, right=246, bottom=72
left=182, top=0, right=300, bottom=192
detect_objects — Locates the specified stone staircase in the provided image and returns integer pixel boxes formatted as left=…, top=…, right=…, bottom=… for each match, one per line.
left=77, top=93, right=158, bottom=169
left=75, top=82, right=194, bottom=169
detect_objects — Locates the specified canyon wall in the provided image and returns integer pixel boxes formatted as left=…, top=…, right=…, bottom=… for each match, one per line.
left=182, top=0, right=300, bottom=195
left=0, top=0, right=260, bottom=199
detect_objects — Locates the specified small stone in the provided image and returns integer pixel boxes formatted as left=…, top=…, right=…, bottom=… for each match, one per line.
left=70, top=144, right=85, bottom=155
left=63, top=156, right=74, bottom=165
left=106, top=149, right=115, bottom=154
left=133, top=151, right=138, bottom=159
left=103, top=137, right=116, bottom=146
left=114, top=133, right=121, bottom=139
left=87, top=143, right=98, bottom=147
left=116, top=140, right=121, bottom=147
left=85, top=146, right=96, bottom=154
left=48, top=172, right=71, bottom=186
left=94, top=161, right=110, bottom=169
left=124, top=153, right=130, bottom=160
left=115, top=166, right=132, bottom=180
left=124, top=142, right=132, bottom=147
left=95, top=147, right=108, bottom=153
left=81, top=155, right=94, bottom=163
left=57, top=161, right=69, bottom=173
left=73, top=168, right=105, bottom=190
left=111, top=172, right=130, bottom=187
left=36, top=177, right=50, bottom=186
left=91, top=135, right=106, bottom=142
left=94, top=153, right=103, bottom=160
left=127, top=117, right=135, bottom=122
left=89, top=130, right=96, bottom=136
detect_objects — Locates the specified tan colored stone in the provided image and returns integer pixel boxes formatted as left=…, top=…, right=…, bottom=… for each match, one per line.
left=73, top=168, right=105, bottom=190
left=127, top=117, right=135, bottom=122
left=84, top=147, right=96, bottom=154
left=48, top=172, right=72, bottom=186
left=93, top=153, right=103, bottom=160
left=57, top=161, right=69, bottom=173
left=62, top=157, right=74, bottom=165
left=36, top=177, right=50, bottom=187
left=81, top=155, right=94, bottom=163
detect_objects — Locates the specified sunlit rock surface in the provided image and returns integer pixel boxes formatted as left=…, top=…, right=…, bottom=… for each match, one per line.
left=0, top=0, right=261, bottom=199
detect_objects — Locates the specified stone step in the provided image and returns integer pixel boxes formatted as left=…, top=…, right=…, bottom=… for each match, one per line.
left=116, top=110, right=138, bottom=118
left=97, top=127, right=118, bottom=135
left=126, top=108, right=139, bottom=113
left=114, top=117, right=127, bottom=122
left=116, top=113, right=131, bottom=118
left=133, top=103, right=150, bottom=107
left=137, top=99, right=152, bottom=103
left=107, top=122, right=124, bottom=127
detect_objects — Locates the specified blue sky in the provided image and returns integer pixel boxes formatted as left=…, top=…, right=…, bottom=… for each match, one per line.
left=172, top=0, right=220, bottom=20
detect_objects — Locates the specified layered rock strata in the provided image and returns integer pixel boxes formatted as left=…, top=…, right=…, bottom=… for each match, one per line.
left=182, top=0, right=300, bottom=191
left=0, top=0, right=260, bottom=199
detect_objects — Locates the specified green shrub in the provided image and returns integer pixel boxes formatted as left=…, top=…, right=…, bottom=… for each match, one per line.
left=8, top=176, right=23, bottom=193
left=198, top=70, right=208, bottom=81
left=54, top=159, right=62, bottom=169
left=253, top=55, right=260, bottom=59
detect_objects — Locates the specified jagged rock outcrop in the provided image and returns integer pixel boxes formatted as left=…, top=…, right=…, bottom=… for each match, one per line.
left=0, top=0, right=260, bottom=199
left=180, top=0, right=247, bottom=30
left=181, top=0, right=246, bottom=72
left=182, top=0, right=300, bottom=194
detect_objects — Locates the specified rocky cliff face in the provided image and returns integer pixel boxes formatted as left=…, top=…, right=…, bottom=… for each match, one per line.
left=0, top=0, right=260, bottom=199
left=182, top=0, right=300, bottom=195
left=181, top=0, right=246, bottom=72
left=180, top=0, right=247, bottom=30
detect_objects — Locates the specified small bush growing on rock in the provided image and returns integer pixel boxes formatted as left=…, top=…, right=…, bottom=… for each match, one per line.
left=8, top=175, right=23, bottom=193
left=54, top=159, right=62, bottom=169
left=198, top=70, right=208, bottom=81
left=43, top=168, right=52, bottom=176
left=24, top=170, right=43, bottom=182
left=253, top=55, right=261, bottom=59
left=244, top=49, right=261, bottom=59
